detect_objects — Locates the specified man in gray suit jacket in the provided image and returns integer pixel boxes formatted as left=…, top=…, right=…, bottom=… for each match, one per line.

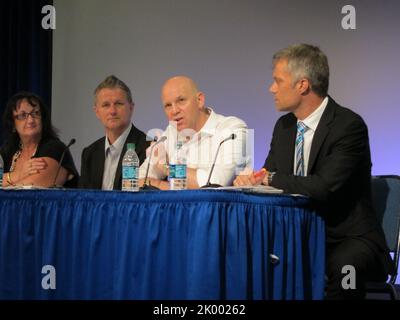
left=234, top=44, right=393, bottom=299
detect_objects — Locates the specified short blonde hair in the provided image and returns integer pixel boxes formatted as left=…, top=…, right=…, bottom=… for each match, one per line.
left=273, top=44, right=329, bottom=97
left=94, top=75, right=133, bottom=104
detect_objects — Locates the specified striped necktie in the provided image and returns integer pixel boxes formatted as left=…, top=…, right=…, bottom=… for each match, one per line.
left=295, top=121, right=307, bottom=176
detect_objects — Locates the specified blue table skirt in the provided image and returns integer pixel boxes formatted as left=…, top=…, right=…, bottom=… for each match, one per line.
left=0, top=189, right=325, bottom=299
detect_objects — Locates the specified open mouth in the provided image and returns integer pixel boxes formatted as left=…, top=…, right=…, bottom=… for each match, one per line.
left=174, top=117, right=184, bottom=124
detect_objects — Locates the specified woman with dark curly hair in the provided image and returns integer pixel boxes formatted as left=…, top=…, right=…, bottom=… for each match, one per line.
left=0, top=91, right=78, bottom=188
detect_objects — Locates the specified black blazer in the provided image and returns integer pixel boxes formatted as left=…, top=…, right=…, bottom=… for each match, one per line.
left=264, top=97, right=392, bottom=271
left=79, top=124, right=149, bottom=190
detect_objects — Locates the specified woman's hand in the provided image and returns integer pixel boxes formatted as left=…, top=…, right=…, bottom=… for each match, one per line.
left=21, top=158, right=48, bottom=179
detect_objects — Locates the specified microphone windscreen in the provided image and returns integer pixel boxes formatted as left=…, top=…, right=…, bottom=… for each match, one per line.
left=67, top=138, right=76, bottom=147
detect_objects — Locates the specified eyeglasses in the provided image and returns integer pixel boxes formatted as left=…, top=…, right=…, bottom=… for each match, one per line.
left=14, top=110, right=42, bottom=120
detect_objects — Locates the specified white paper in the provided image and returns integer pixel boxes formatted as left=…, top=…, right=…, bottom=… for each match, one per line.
left=214, top=185, right=284, bottom=194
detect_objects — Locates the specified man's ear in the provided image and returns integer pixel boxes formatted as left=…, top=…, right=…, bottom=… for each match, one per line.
left=93, top=105, right=100, bottom=119
left=298, top=78, right=311, bottom=95
left=197, top=92, right=206, bottom=109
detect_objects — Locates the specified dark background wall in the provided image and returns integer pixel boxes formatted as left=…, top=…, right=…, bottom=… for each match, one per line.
left=0, top=0, right=53, bottom=144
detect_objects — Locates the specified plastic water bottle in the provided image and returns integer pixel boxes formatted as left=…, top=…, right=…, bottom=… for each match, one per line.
left=169, top=141, right=187, bottom=190
left=121, top=143, right=139, bottom=192
left=0, top=154, right=4, bottom=187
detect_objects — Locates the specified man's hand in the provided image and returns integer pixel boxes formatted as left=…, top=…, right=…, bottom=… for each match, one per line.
left=145, top=140, right=169, bottom=177
left=233, top=168, right=267, bottom=186
left=139, top=178, right=169, bottom=190
left=155, top=163, right=169, bottom=177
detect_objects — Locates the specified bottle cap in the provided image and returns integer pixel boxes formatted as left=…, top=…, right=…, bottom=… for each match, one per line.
left=127, top=143, right=135, bottom=150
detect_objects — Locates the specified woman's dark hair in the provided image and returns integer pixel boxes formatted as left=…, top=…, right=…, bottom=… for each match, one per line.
left=2, top=91, right=59, bottom=151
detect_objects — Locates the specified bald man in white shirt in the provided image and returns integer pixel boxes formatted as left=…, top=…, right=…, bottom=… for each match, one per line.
left=139, top=76, right=250, bottom=190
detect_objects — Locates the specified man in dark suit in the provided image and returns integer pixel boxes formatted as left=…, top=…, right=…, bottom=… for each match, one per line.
left=79, top=75, right=149, bottom=190
left=234, top=44, right=393, bottom=299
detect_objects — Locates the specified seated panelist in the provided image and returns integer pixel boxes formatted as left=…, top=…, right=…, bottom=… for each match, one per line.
left=139, top=75, right=250, bottom=189
left=79, top=75, right=149, bottom=190
left=233, top=44, right=393, bottom=299
left=1, top=92, right=78, bottom=188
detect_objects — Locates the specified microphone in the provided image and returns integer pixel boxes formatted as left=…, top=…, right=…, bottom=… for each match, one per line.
left=52, top=138, right=76, bottom=188
left=140, top=136, right=167, bottom=191
left=200, top=133, right=236, bottom=188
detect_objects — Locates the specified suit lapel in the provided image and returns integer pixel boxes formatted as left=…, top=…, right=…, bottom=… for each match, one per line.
left=280, top=115, right=297, bottom=174
left=307, top=98, right=336, bottom=174
left=94, top=138, right=106, bottom=189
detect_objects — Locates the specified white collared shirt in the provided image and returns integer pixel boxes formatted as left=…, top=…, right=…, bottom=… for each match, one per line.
left=139, top=108, right=251, bottom=187
left=102, top=124, right=132, bottom=190
left=294, top=97, right=328, bottom=176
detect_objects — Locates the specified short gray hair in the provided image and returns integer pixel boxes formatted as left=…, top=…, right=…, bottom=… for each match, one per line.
left=94, top=75, right=134, bottom=104
left=273, top=44, right=329, bottom=97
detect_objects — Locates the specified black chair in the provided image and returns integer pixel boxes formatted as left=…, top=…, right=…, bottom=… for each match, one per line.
left=367, top=175, right=400, bottom=300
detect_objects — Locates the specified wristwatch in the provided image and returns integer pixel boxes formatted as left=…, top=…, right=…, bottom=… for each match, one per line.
left=267, top=171, right=276, bottom=185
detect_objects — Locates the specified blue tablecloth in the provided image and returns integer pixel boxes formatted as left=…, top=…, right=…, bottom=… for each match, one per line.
left=0, top=189, right=325, bottom=299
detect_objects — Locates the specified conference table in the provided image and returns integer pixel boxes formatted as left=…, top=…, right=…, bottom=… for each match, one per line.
left=0, top=188, right=325, bottom=300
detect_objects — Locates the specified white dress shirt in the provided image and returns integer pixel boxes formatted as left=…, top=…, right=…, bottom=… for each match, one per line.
left=294, top=97, right=328, bottom=176
left=102, top=124, right=132, bottom=190
left=139, top=108, right=251, bottom=187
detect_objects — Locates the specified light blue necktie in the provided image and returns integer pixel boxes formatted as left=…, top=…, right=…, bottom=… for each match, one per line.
left=295, top=121, right=307, bottom=176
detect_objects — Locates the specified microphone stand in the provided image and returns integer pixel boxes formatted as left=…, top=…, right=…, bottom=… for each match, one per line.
left=140, top=136, right=167, bottom=191
left=201, top=149, right=223, bottom=189
left=51, top=138, right=76, bottom=188
left=200, top=133, right=236, bottom=189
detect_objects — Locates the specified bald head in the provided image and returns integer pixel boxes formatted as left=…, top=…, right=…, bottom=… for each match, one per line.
left=161, top=75, right=208, bottom=132
left=161, top=76, right=200, bottom=98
